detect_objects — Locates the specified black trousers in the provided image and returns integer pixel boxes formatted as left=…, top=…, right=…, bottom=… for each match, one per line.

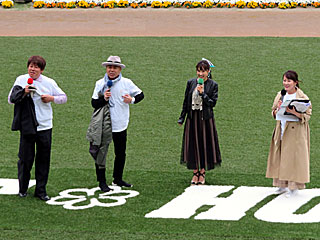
left=112, top=130, right=127, bottom=181
left=18, top=129, right=52, bottom=196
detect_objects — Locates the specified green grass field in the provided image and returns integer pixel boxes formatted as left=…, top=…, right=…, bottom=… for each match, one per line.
left=0, top=37, right=320, bottom=239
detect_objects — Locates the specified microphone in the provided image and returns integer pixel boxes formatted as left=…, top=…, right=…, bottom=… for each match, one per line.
left=280, top=89, right=286, bottom=101
left=28, top=78, right=34, bottom=97
left=197, top=78, right=204, bottom=95
left=107, top=79, right=113, bottom=89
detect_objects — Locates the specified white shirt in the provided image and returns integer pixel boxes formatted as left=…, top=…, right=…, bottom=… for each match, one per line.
left=276, top=92, right=299, bottom=138
left=92, top=76, right=141, bottom=132
left=8, top=74, right=67, bottom=131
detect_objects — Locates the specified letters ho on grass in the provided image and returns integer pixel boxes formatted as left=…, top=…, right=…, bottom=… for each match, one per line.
left=2, top=179, right=320, bottom=223
left=145, top=185, right=320, bottom=223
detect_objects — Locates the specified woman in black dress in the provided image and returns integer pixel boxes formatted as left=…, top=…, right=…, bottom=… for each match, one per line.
left=178, top=60, right=221, bottom=185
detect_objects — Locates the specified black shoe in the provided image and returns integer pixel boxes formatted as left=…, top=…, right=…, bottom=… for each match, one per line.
left=35, top=194, right=51, bottom=201
left=191, top=171, right=200, bottom=186
left=99, top=182, right=112, bottom=192
left=112, top=179, right=133, bottom=188
left=18, top=192, right=27, bottom=198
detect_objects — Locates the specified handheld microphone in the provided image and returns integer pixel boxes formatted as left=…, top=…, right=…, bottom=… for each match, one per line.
left=197, top=78, right=204, bottom=95
left=198, top=78, right=204, bottom=85
left=107, top=80, right=113, bottom=89
left=280, top=89, right=286, bottom=101
left=28, top=78, right=34, bottom=97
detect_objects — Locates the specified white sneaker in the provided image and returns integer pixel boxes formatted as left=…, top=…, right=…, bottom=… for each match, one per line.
left=285, top=189, right=298, bottom=198
left=275, top=187, right=287, bottom=194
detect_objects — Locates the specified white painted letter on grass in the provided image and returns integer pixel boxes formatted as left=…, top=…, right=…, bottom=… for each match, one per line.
left=255, top=189, right=320, bottom=223
left=0, top=178, right=36, bottom=195
left=146, top=185, right=276, bottom=220
left=146, top=185, right=320, bottom=223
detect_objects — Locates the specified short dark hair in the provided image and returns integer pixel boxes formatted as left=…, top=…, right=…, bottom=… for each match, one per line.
left=196, top=60, right=210, bottom=72
left=27, top=56, right=46, bottom=71
left=283, top=70, right=300, bottom=88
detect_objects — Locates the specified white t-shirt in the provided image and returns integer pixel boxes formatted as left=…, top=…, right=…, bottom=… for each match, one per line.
left=8, top=74, right=67, bottom=131
left=276, top=92, right=299, bottom=138
left=92, top=76, right=142, bottom=132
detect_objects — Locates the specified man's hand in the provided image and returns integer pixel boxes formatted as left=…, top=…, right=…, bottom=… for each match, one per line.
left=24, top=85, right=32, bottom=94
left=41, top=95, right=54, bottom=103
left=104, top=89, right=111, bottom=101
left=122, top=94, right=132, bottom=104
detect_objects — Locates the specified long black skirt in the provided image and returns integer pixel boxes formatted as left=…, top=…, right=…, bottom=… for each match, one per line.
left=180, top=110, right=221, bottom=170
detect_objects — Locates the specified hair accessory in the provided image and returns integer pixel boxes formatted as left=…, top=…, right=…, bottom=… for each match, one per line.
left=202, top=58, right=215, bottom=68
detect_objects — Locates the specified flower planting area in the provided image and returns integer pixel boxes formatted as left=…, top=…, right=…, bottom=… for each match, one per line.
left=1, top=0, right=320, bottom=9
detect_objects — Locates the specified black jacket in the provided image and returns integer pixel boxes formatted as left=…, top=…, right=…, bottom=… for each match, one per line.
left=10, top=85, right=38, bottom=135
left=178, top=78, right=218, bottom=124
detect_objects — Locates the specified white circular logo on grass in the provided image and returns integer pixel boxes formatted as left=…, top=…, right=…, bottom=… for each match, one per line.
left=46, top=186, right=139, bottom=210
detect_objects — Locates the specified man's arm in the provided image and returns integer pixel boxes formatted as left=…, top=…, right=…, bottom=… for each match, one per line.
left=133, top=92, right=144, bottom=104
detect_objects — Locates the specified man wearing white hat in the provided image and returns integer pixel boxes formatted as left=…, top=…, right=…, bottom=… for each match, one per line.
left=91, top=56, right=144, bottom=190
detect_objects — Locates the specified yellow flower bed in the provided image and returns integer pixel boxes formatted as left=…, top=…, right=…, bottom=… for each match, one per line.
left=162, top=1, right=172, bottom=7
left=45, top=2, right=56, bottom=7
left=66, top=1, right=76, bottom=8
left=192, top=1, right=202, bottom=7
left=2, top=0, right=14, bottom=8
left=78, top=0, right=89, bottom=7
left=183, top=1, right=192, bottom=7
left=33, top=0, right=45, bottom=8
left=130, top=2, right=138, bottom=7
left=236, top=0, right=246, bottom=8
left=117, top=0, right=129, bottom=7
left=291, top=1, right=298, bottom=7
left=247, top=1, right=258, bottom=8
left=203, top=0, right=213, bottom=8
left=101, top=0, right=116, bottom=8
left=278, top=2, right=290, bottom=8
left=56, top=1, right=66, bottom=8
left=215, top=2, right=225, bottom=7
left=139, top=2, right=147, bottom=7
left=25, top=0, right=320, bottom=10
left=151, top=1, right=162, bottom=7
left=225, top=2, right=234, bottom=7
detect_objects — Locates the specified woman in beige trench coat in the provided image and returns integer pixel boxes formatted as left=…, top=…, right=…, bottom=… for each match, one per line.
left=266, top=70, right=312, bottom=198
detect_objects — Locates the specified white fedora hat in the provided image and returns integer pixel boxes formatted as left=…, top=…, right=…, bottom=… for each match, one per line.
left=102, top=56, right=126, bottom=69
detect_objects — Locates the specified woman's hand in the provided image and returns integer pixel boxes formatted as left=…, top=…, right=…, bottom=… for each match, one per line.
left=197, top=85, right=204, bottom=94
left=277, top=100, right=282, bottom=110
left=286, top=106, right=302, bottom=119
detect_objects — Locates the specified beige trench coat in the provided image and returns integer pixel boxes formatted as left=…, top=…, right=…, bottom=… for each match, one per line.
left=266, top=88, right=312, bottom=184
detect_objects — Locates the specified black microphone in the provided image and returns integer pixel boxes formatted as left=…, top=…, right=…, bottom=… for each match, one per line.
left=280, top=89, right=286, bottom=101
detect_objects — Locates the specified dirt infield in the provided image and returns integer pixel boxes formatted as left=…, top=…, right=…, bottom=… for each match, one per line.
left=1, top=8, right=319, bottom=37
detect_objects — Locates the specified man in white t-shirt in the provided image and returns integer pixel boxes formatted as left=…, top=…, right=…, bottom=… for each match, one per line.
left=8, top=56, right=67, bottom=201
left=91, top=56, right=144, bottom=189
